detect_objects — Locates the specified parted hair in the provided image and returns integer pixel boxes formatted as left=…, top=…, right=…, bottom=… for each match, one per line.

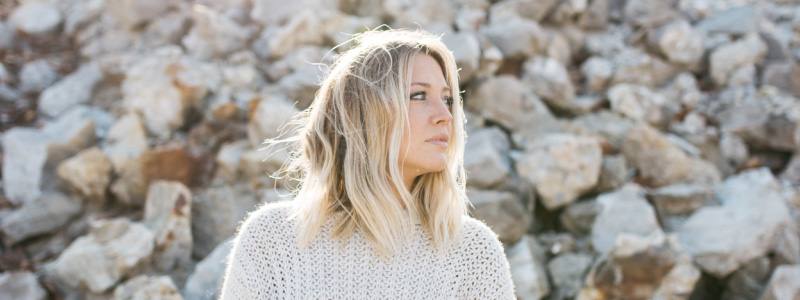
left=268, top=28, right=468, bottom=258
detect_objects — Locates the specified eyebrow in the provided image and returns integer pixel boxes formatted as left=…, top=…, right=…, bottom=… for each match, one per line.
left=411, top=82, right=450, bottom=92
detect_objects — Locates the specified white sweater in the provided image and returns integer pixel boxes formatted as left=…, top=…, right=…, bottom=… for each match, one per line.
left=219, top=201, right=516, bottom=299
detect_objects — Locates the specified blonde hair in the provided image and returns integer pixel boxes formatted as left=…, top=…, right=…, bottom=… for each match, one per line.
left=267, top=28, right=468, bottom=259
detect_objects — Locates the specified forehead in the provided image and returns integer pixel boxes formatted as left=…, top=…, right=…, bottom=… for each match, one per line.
left=410, top=54, right=448, bottom=86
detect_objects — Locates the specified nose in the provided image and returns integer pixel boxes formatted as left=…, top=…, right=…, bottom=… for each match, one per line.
left=432, top=96, right=453, bottom=126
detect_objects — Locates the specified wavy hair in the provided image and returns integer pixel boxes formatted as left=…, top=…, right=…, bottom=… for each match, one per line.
left=267, top=28, right=468, bottom=258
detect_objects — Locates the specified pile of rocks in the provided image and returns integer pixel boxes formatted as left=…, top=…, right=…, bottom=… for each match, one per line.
left=1, top=0, right=800, bottom=299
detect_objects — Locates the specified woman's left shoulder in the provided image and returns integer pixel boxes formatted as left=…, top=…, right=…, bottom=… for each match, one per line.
left=460, top=215, right=504, bottom=247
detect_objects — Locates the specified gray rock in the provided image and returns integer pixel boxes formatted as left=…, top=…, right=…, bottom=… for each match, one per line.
left=722, top=257, right=771, bottom=300
left=760, top=264, right=800, bottom=300
left=106, top=0, right=179, bottom=30
left=521, top=56, right=576, bottom=113
left=253, top=10, right=326, bottom=60
left=709, top=33, right=767, bottom=87
left=247, top=94, right=299, bottom=148
left=105, top=113, right=150, bottom=207
left=464, top=127, right=512, bottom=189
left=250, top=0, right=331, bottom=27
left=488, top=0, right=558, bottom=22
left=143, top=181, right=193, bottom=281
left=648, top=19, right=704, bottom=67
left=212, top=140, right=250, bottom=184
left=465, top=75, right=552, bottom=132
left=696, top=6, right=761, bottom=36
left=112, top=275, right=184, bottom=300
left=572, top=111, right=634, bottom=150
left=622, top=0, right=680, bottom=27
left=63, top=0, right=104, bottom=35
left=19, top=59, right=58, bottom=94
left=183, top=239, right=233, bottom=300
left=594, top=155, right=628, bottom=193
left=192, top=184, right=259, bottom=258
left=577, top=0, right=609, bottom=29
left=609, top=47, right=677, bottom=88
left=467, top=189, right=530, bottom=245
left=505, top=236, right=550, bottom=300
left=590, top=184, right=662, bottom=255
left=483, top=17, right=546, bottom=59
left=648, top=184, right=715, bottom=231
left=580, top=56, right=614, bottom=94
left=48, top=218, right=155, bottom=293
left=39, top=62, right=104, bottom=117
left=0, top=22, right=15, bottom=50
left=442, top=32, right=481, bottom=82
left=517, top=134, right=602, bottom=210
left=0, top=271, right=47, bottom=300
left=548, top=253, right=593, bottom=300
left=561, top=199, right=602, bottom=236
left=607, top=83, right=667, bottom=126
left=57, top=147, right=113, bottom=206
left=8, top=2, right=62, bottom=36
left=0, top=192, right=81, bottom=245
left=678, top=168, right=795, bottom=278
left=182, top=6, right=255, bottom=60
left=661, top=72, right=702, bottom=109
left=761, top=62, right=800, bottom=96
left=714, top=86, right=800, bottom=152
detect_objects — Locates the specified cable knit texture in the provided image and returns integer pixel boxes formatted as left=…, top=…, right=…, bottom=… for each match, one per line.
left=219, top=201, right=515, bottom=299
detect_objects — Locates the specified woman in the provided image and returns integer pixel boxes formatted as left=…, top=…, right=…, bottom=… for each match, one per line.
left=220, top=28, right=515, bottom=299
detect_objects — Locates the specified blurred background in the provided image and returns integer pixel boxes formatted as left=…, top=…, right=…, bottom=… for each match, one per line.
left=1, top=0, right=800, bottom=299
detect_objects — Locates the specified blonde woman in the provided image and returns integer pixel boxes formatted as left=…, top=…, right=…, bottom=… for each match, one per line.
left=220, top=28, right=515, bottom=299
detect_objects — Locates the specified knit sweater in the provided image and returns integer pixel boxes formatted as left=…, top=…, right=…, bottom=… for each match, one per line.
left=219, top=201, right=516, bottom=299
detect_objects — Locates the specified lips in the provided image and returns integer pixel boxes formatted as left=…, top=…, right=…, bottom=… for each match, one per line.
left=426, top=133, right=449, bottom=148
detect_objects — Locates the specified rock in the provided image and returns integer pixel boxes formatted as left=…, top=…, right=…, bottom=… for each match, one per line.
left=722, top=257, right=771, bottom=300
left=182, top=5, right=255, bottom=60
left=661, top=72, right=702, bottom=109
left=276, top=63, right=323, bottom=109
left=0, top=192, right=81, bottom=245
left=183, top=239, right=233, bottom=300
left=143, top=181, right=193, bottom=280
left=212, top=140, right=250, bottom=184
left=577, top=0, right=609, bottom=29
left=467, top=189, right=530, bottom=244
left=647, top=183, right=715, bottom=231
left=0, top=271, right=47, bottom=300
left=483, top=17, right=546, bottom=60
left=505, top=236, right=550, bottom=300
left=112, top=275, right=184, bottom=300
left=19, top=59, right=58, bottom=94
left=122, top=48, right=219, bottom=138
left=464, top=127, right=512, bottom=189
left=2, top=108, right=96, bottom=205
left=39, top=62, right=104, bottom=117
left=709, top=33, right=767, bottom=87
left=647, top=19, right=704, bottom=67
left=253, top=9, right=326, bottom=60
left=250, top=0, right=329, bottom=27
left=594, top=155, right=628, bottom=193
left=714, top=86, right=800, bottom=152
left=622, top=0, right=679, bottom=27
left=442, top=32, right=481, bottom=82
left=57, top=147, right=113, bottom=206
left=607, top=83, right=668, bottom=126
left=521, top=56, right=576, bottom=113
left=760, top=264, right=800, bottom=300
left=106, top=0, right=180, bottom=30
left=609, top=47, right=677, bottom=88
left=696, top=5, right=761, bottom=36
left=621, top=124, right=720, bottom=187
left=8, top=2, right=62, bottom=36
left=572, top=111, right=635, bottom=150
left=590, top=184, right=662, bottom=255
left=561, top=199, right=602, bottom=236
left=192, top=184, right=259, bottom=258
left=247, top=94, right=299, bottom=148
left=517, top=134, right=602, bottom=210
left=465, top=75, right=552, bottom=131
left=488, top=0, right=558, bottom=22
left=762, top=62, right=800, bottom=96
left=48, top=218, right=155, bottom=294
left=0, top=22, right=15, bottom=50
left=105, top=113, right=150, bottom=207
left=548, top=253, right=593, bottom=300
left=581, top=233, right=699, bottom=300
left=63, top=0, right=104, bottom=35
left=678, top=168, right=795, bottom=278
left=580, top=56, right=614, bottom=94
left=139, top=144, right=201, bottom=189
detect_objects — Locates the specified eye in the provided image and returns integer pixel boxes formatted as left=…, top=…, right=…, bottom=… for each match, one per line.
left=410, top=91, right=426, bottom=101
left=444, top=96, right=454, bottom=107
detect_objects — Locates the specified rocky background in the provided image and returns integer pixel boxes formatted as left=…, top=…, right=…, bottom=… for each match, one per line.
left=1, top=0, right=800, bottom=299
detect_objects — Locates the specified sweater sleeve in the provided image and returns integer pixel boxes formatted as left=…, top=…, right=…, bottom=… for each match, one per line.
left=463, top=221, right=516, bottom=300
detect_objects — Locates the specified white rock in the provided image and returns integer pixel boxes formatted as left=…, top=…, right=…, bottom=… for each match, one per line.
left=465, top=75, right=552, bottom=131
left=547, top=253, right=593, bottom=300
left=183, top=239, right=233, bottom=300
left=648, top=19, right=704, bottom=66
left=610, top=47, right=677, bottom=88
left=505, top=236, right=550, bottom=300
left=580, top=56, right=614, bottom=94
left=488, top=0, right=558, bottom=22
left=213, top=140, right=250, bottom=184
left=0, top=22, right=15, bottom=50
left=191, top=184, right=259, bottom=258
left=442, top=32, right=481, bottom=82
left=607, top=83, right=667, bottom=125
left=591, top=184, right=662, bottom=255
left=106, top=0, right=180, bottom=30
left=19, top=59, right=58, bottom=94
left=521, top=56, right=576, bottom=112
left=48, top=218, right=155, bottom=293
left=467, top=189, right=530, bottom=244
left=760, top=264, right=800, bottom=300
left=0, top=271, right=47, bottom=300
left=254, top=9, right=326, bottom=60
left=709, top=33, right=767, bottom=87
left=112, top=275, right=183, bottom=300
left=57, top=147, right=113, bottom=205
left=517, top=134, right=602, bottom=210
left=144, top=181, right=193, bottom=279
left=483, top=17, right=546, bottom=59
left=247, top=94, right=299, bottom=148
left=250, top=0, right=331, bottom=27
left=9, top=2, right=62, bottom=36
left=0, top=193, right=81, bottom=245
left=464, top=127, right=512, bottom=189
left=696, top=5, right=761, bottom=36
left=39, top=62, right=104, bottom=117
left=182, top=4, right=255, bottom=60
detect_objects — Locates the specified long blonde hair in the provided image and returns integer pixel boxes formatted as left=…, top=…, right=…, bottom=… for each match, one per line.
left=268, top=28, right=468, bottom=258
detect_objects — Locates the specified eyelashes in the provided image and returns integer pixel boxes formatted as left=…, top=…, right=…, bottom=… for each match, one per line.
left=410, top=91, right=454, bottom=106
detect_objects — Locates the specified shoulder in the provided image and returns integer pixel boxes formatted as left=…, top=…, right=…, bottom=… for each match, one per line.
left=234, top=200, right=296, bottom=241
left=460, top=216, right=505, bottom=249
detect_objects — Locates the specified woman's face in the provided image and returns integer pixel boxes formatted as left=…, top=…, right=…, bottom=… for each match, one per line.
left=400, top=54, right=454, bottom=188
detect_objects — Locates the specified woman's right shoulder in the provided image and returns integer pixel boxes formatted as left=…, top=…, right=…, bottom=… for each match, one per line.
left=236, top=200, right=297, bottom=237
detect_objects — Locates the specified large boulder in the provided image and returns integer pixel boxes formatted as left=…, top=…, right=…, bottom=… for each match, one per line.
left=0, top=271, right=47, bottom=300
left=521, top=56, right=576, bottom=113
left=112, top=275, right=184, bottom=300
left=465, top=75, right=552, bottom=131
left=467, top=189, right=530, bottom=245
left=183, top=239, right=233, bottom=300
left=56, top=147, right=113, bottom=206
left=464, top=127, right=512, bottom=189
left=143, top=181, right=193, bottom=282
left=191, top=184, right=259, bottom=258
left=709, top=33, right=767, bottom=87
left=590, top=184, right=662, bottom=255
left=39, top=63, right=104, bottom=117
left=506, top=236, right=550, bottom=300
left=0, top=193, right=82, bottom=245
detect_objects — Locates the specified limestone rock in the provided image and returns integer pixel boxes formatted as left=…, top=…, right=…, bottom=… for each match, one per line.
left=143, top=181, right=193, bottom=280
left=48, top=218, right=155, bottom=294
left=212, top=140, right=250, bottom=184
left=106, top=0, right=180, bottom=30
left=647, top=19, right=704, bottom=67
left=709, top=33, right=767, bottom=87
left=696, top=5, right=761, bottom=36
left=521, top=56, right=576, bottom=113
left=713, top=86, right=800, bottom=152
left=182, top=5, right=255, bottom=60
left=483, top=17, right=546, bottom=59
left=647, top=184, right=715, bottom=231
left=760, top=264, right=800, bottom=300
left=590, top=184, right=662, bottom=255
left=57, top=147, right=113, bottom=205
left=464, top=127, right=512, bottom=189
left=183, top=239, right=233, bottom=300
left=0, top=193, right=81, bottom=245
left=607, top=83, right=667, bottom=126
left=561, top=199, right=602, bottom=236
left=506, top=236, right=550, bottom=300
left=442, top=32, right=481, bottom=82
left=548, top=253, right=593, bottom=300
left=0, top=271, right=47, bottom=300
left=517, top=134, right=602, bottom=210
left=19, top=59, right=58, bottom=94
left=594, top=155, right=628, bottom=193
left=609, top=48, right=677, bottom=88
left=467, top=189, right=530, bottom=245
left=465, top=75, right=552, bottom=131
left=192, top=184, right=259, bottom=258
left=112, top=275, right=184, bottom=300
left=39, top=63, right=104, bottom=117
left=488, top=0, right=558, bottom=22
left=247, top=94, right=299, bottom=148
left=104, top=113, right=149, bottom=206
left=580, top=56, right=614, bottom=94
left=253, top=9, right=326, bottom=60
left=8, top=2, right=62, bottom=36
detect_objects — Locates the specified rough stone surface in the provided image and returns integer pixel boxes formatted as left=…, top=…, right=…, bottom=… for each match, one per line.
left=182, top=5, right=255, bottom=60
left=143, top=181, right=193, bottom=281
left=647, top=183, right=715, bottom=231
left=247, top=94, right=300, bottom=148
left=521, top=56, right=576, bottom=113
left=19, top=59, right=58, bottom=94
left=591, top=184, right=662, bottom=255
left=483, top=17, right=545, bottom=59
left=465, top=75, right=552, bottom=131
left=191, top=184, right=259, bottom=258
left=0, top=271, right=47, bottom=300
left=0, top=193, right=82, bottom=245
left=8, top=2, right=62, bottom=36
left=561, top=199, right=602, bottom=236
left=760, top=264, right=800, bottom=300
left=709, top=33, right=767, bottom=87
left=506, top=236, right=550, bottom=300
left=106, top=0, right=179, bottom=30
left=548, top=253, right=593, bottom=300
left=464, top=127, right=512, bottom=189
left=607, top=83, right=667, bottom=125
left=112, top=275, right=184, bottom=300
left=648, top=19, right=704, bottom=67
left=467, top=189, right=530, bottom=245
left=39, top=63, right=104, bottom=117
left=57, top=147, right=113, bottom=205
left=183, top=238, right=233, bottom=300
